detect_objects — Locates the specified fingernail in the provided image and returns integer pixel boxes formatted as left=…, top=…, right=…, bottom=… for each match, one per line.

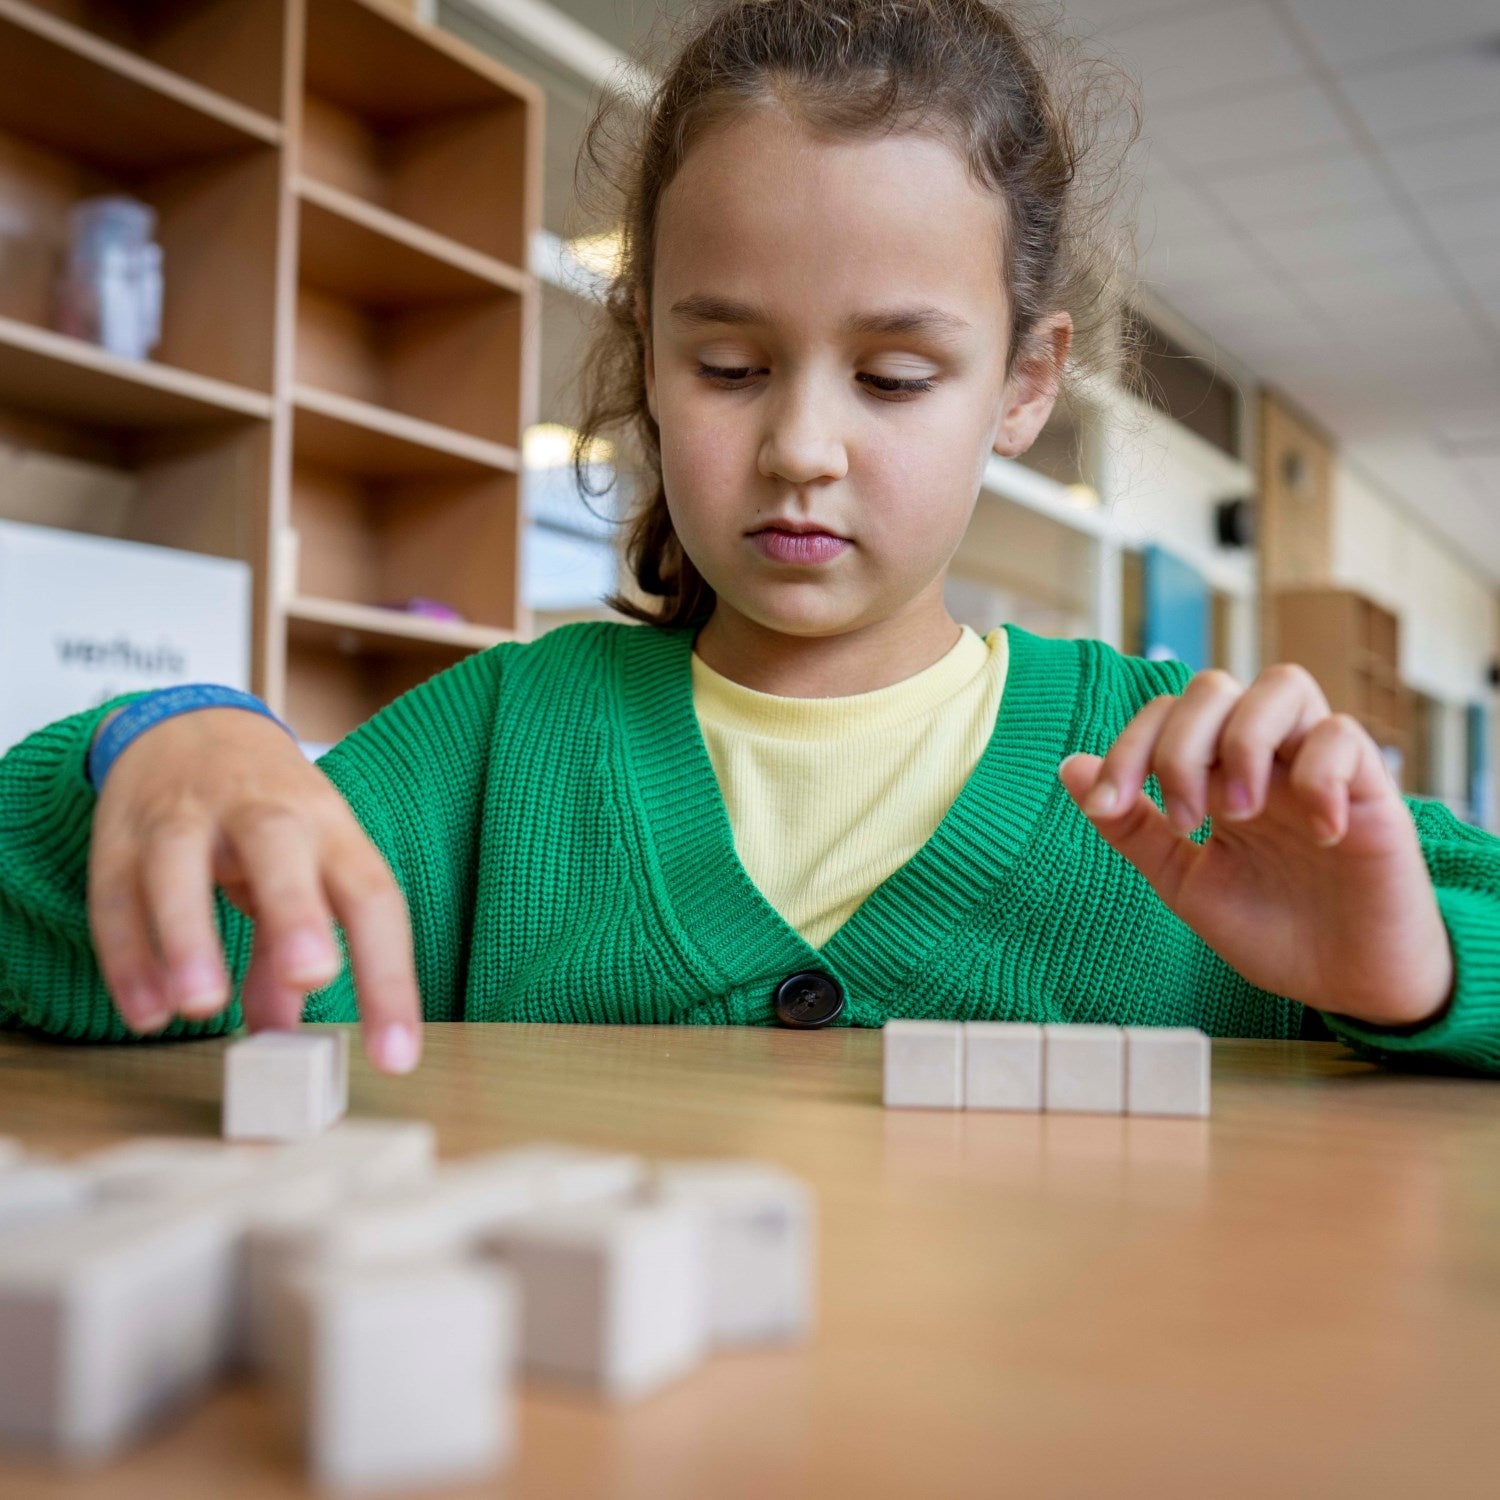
left=281, top=929, right=337, bottom=984
left=375, top=1023, right=420, bottom=1074
left=1315, top=820, right=1343, bottom=848
left=1223, top=779, right=1253, bottom=819
left=123, top=986, right=172, bottom=1033
left=1084, top=780, right=1117, bottom=816
left=173, top=961, right=226, bottom=1011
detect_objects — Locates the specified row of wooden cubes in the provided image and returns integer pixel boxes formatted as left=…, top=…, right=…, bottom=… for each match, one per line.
left=883, top=1022, right=1211, bottom=1116
left=0, top=1128, right=816, bottom=1492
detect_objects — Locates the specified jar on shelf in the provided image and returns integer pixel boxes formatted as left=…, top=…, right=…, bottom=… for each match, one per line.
left=53, top=195, right=164, bottom=361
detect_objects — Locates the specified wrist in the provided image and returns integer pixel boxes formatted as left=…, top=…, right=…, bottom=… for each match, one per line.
left=91, top=707, right=126, bottom=753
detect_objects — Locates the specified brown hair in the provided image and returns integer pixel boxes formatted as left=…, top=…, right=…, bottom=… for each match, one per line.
left=566, top=0, right=1145, bottom=630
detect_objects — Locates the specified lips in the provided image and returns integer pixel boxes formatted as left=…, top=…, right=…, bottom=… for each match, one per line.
left=749, top=528, right=852, bottom=566
left=750, top=524, right=847, bottom=540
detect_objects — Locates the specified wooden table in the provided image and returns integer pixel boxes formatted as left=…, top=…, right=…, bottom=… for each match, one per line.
left=2, top=1025, right=1499, bottom=1499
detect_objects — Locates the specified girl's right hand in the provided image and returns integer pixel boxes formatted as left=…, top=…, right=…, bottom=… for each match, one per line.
left=86, top=707, right=423, bottom=1074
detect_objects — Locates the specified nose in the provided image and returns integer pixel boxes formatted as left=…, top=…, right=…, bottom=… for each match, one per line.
left=757, top=372, right=849, bottom=486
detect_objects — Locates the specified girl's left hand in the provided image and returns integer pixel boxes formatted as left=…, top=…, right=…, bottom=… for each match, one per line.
left=1057, top=663, right=1455, bottom=1028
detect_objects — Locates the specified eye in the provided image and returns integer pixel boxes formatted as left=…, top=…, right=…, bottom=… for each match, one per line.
left=694, top=364, right=936, bottom=399
left=864, top=375, right=930, bottom=399
left=693, top=364, right=762, bottom=387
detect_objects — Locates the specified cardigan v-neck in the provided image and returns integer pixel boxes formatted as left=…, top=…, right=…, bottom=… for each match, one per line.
left=617, top=619, right=1084, bottom=1021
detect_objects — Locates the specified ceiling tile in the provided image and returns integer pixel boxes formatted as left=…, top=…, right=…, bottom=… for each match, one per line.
left=1060, top=0, right=1239, bottom=36
left=1134, top=160, right=1238, bottom=249
left=1141, top=230, right=1268, bottom=287
left=1459, top=453, right=1500, bottom=504
left=1416, top=191, right=1500, bottom=252
left=1150, top=80, right=1357, bottom=172
left=1253, top=207, right=1431, bottom=275
left=1384, top=119, right=1500, bottom=202
left=1340, top=47, right=1500, bottom=145
left=1103, top=2, right=1309, bottom=111
left=1284, top=0, right=1500, bottom=71
left=1199, top=150, right=1393, bottom=226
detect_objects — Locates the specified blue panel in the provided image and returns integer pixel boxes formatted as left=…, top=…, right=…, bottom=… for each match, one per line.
left=1467, top=701, right=1490, bottom=827
left=1141, top=545, right=1209, bottom=672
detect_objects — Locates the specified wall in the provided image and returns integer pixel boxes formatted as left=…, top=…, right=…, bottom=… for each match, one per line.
left=1332, top=461, right=1500, bottom=829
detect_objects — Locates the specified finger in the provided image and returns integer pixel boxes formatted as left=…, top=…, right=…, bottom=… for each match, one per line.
left=1058, top=751, right=1202, bottom=903
left=220, top=806, right=343, bottom=1000
left=1074, top=694, right=1178, bottom=822
left=1213, top=664, right=1331, bottom=825
left=1149, top=670, right=1245, bottom=834
left=88, top=857, right=176, bottom=1034
left=136, top=814, right=233, bottom=1020
left=237, top=925, right=311, bottom=1033
left=321, top=829, right=423, bottom=1075
left=1286, top=713, right=1381, bottom=847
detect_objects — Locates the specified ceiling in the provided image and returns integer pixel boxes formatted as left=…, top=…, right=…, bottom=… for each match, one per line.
left=1064, top=0, right=1500, bottom=581
left=471, top=0, right=1500, bottom=583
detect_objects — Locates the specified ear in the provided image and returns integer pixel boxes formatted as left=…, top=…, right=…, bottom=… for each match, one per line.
left=635, top=287, right=658, bottom=425
left=992, top=310, right=1073, bottom=459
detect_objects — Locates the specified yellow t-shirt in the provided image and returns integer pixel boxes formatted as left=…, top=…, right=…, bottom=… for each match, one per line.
left=690, top=625, right=1009, bottom=949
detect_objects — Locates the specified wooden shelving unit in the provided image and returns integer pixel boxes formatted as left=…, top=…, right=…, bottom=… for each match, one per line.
left=1272, top=586, right=1411, bottom=782
left=0, top=0, right=542, bottom=747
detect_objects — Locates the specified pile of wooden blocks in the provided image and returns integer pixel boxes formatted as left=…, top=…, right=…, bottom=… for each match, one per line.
left=883, top=1021, right=1211, bottom=1116
left=0, top=1030, right=817, bottom=1493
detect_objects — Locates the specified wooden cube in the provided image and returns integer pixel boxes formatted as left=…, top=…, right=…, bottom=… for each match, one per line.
left=1125, top=1027, right=1211, bottom=1117
left=0, top=1163, right=93, bottom=1235
left=650, top=1160, right=815, bottom=1346
left=1042, top=1025, right=1125, bottom=1114
left=278, top=1259, right=517, bottom=1493
left=481, top=1202, right=708, bottom=1400
left=223, top=1031, right=349, bottom=1142
left=77, top=1138, right=285, bottom=1202
left=0, top=1201, right=241, bottom=1460
left=281, top=1118, right=438, bottom=1194
left=478, top=1143, right=646, bottom=1208
left=963, top=1022, right=1043, bottom=1111
left=246, top=1148, right=543, bottom=1374
left=882, top=1020, right=964, bottom=1109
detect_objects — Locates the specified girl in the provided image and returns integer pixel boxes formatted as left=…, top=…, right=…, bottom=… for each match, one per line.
left=2, top=0, right=1497, bottom=1079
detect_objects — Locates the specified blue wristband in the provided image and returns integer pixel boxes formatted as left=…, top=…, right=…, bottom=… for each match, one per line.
left=88, top=684, right=297, bottom=793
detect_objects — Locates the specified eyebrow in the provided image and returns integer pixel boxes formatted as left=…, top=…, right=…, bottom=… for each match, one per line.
left=667, top=293, right=972, bottom=342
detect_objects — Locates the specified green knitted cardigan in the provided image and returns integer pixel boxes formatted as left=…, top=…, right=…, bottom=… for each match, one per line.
left=3, top=620, right=1499, bottom=1072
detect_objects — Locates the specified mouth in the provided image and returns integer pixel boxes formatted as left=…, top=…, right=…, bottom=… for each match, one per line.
left=748, top=524, right=850, bottom=541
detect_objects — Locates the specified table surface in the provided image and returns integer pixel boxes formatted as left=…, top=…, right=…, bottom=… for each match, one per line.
left=1, top=1025, right=1499, bottom=1500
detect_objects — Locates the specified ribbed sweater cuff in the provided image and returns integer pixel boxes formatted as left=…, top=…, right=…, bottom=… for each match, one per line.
left=1321, top=883, right=1500, bottom=1073
left=1, top=693, right=155, bottom=879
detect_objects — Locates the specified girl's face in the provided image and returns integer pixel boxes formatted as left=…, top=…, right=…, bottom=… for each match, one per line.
left=638, top=103, right=1072, bottom=647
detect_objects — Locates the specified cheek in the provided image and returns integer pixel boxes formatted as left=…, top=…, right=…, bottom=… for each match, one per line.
left=858, top=428, right=978, bottom=543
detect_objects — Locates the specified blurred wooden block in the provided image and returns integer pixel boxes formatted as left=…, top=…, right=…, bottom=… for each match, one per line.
left=1125, top=1027, right=1211, bottom=1117
left=0, top=1201, right=241, bottom=1461
left=471, top=1142, right=646, bottom=1207
left=650, top=1160, right=814, bottom=1346
left=481, top=1201, right=707, bottom=1400
left=281, top=1117, right=438, bottom=1194
left=76, top=1138, right=284, bottom=1201
left=277, top=1258, right=517, bottom=1493
left=223, top=1031, right=349, bottom=1142
left=0, top=1162, right=93, bottom=1235
left=882, top=1020, right=964, bottom=1109
left=246, top=1146, right=542, bottom=1373
left=1043, top=1025, right=1125, bottom=1114
left=963, top=1022, right=1043, bottom=1111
